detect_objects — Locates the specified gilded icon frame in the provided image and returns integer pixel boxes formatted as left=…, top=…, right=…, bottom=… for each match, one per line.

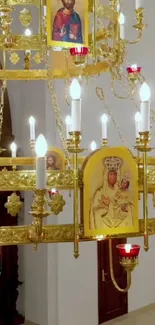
left=83, top=147, right=139, bottom=237
left=47, top=0, right=89, bottom=48
left=46, top=147, right=65, bottom=170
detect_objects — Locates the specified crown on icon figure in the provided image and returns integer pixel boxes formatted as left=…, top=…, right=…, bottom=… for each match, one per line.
left=122, top=172, right=130, bottom=182
left=104, top=157, right=122, bottom=171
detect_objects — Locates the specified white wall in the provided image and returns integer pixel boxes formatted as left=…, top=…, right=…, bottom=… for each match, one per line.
left=7, top=0, right=155, bottom=324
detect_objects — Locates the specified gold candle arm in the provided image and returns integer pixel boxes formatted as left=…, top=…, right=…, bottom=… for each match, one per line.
left=109, top=239, right=131, bottom=293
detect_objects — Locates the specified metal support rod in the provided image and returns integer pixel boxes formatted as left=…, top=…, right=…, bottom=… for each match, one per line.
left=143, top=151, right=149, bottom=251
left=92, top=0, right=96, bottom=63
left=109, top=239, right=131, bottom=292
left=73, top=151, right=79, bottom=258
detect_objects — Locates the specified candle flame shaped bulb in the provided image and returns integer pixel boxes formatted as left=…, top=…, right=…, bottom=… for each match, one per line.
left=35, top=134, right=47, bottom=157
left=101, top=114, right=108, bottom=139
left=90, top=141, right=97, bottom=151
left=139, top=82, right=151, bottom=102
left=29, top=116, right=36, bottom=141
left=70, top=79, right=81, bottom=100
left=10, top=142, right=17, bottom=157
left=119, top=12, right=125, bottom=25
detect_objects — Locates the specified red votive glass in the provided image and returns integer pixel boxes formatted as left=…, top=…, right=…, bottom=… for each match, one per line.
left=70, top=47, right=88, bottom=56
left=127, top=66, right=142, bottom=74
left=116, top=244, right=140, bottom=258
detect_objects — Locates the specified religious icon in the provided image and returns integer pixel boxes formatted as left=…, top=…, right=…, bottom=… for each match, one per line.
left=46, top=148, right=65, bottom=170
left=83, top=147, right=139, bottom=237
left=47, top=0, right=88, bottom=48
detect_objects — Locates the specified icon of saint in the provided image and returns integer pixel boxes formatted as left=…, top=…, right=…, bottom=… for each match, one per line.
left=52, top=0, right=83, bottom=44
left=46, top=153, right=60, bottom=170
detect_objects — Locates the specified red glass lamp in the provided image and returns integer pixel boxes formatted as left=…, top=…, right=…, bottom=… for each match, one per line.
left=70, top=47, right=88, bottom=67
left=116, top=244, right=140, bottom=272
left=127, top=65, right=142, bottom=83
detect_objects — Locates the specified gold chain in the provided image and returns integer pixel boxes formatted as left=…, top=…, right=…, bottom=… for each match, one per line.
left=0, top=80, right=6, bottom=140
left=96, top=87, right=134, bottom=154
left=43, top=50, right=71, bottom=164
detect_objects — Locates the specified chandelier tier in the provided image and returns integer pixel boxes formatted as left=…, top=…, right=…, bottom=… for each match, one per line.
left=0, top=0, right=152, bottom=293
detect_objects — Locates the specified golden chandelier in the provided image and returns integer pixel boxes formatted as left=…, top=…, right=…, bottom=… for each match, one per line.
left=0, top=0, right=153, bottom=294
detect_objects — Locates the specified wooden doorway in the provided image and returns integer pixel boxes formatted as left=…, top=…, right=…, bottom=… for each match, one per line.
left=98, top=238, right=128, bottom=324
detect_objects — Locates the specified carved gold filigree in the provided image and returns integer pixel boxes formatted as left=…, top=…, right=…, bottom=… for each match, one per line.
left=0, top=219, right=153, bottom=246
left=48, top=192, right=66, bottom=215
left=33, top=52, right=42, bottom=64
left=0, top=35, right=40, bottom=50
left=9, top=52, right=20, bottom=64
left=4, top=192, right=23, bottom=216
left=0, top=0, right=39, bottom=5
left=19, top=8, right=32, bottom=27
left=0, top=169, right=82, bottom=191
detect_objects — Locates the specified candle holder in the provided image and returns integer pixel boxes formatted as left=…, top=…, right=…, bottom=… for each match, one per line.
left=109, top=240, right=140, bottom=293
left=116, top=244, right=140, bottom=272
left=101, top=138, right=108, bottom=147
left=70, top=47, right=88, bottom=67
left=30, top=139, right=35, bottom=153
left=28, top=189, right=50, bottom=248
left=67, top=131, right=84, bottom=259
left=133, top=7, right=147, bottom=32
left=137, top=131, right=152, bottom=152
left=127, top=66, right=141, bottom=84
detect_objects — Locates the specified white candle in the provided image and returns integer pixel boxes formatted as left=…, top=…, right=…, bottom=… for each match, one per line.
left=70, top=79, right=81, bottom=132
left=43, top=5, right=47, bottom=16
left=35, top=134, right=47, bottom=189
left=10, top=142, right=17, bottom=157
left=119, top=13, right=125, bottom=40
left=135, top=112, right=141, bottom=138
left=90, top=141, right=97, bottom=151
left=135, top=0, right=141, bottom=9
left=139, top=83, right=151, bottom=132
left=29, top=116, right=36, bottom=140
left=124, top=244, right=132, bottom=253
left=65, top=115, right=71, bottom=139
left=101, top=114, right=108, bottom=139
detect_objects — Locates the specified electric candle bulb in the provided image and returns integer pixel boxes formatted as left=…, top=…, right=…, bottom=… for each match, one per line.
left=135, top=112, right=141, bottom=138
left=119, top=12, right=125, bottom=39
left=101, top=114, right=108, bottom=139
left=139, top=82, right=151, bottom=102
left=70, top=79, right=81, bottom=100
left=43, top=5, right=47, bottom=16
left=35, top=134, right=47, bottom=189
left=29, top=116, right=36, bottom=141
left=124, top=244, right=132, bottom=253
left=35, top=134, right=47, bottom=157
left=90, top=141, right=97, bottom=151
left=10, top=142, right=17, bottom=157
left=65, top=115, right=72, bottom=139
left=24, top=28, right=32, bottom=36
left=139, top=83, right=151, bottom=132
left=70, top=79, right=81, bottom=132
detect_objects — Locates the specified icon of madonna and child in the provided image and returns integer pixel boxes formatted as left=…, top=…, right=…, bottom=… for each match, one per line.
left=86, top=154, right=139, bottom=235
